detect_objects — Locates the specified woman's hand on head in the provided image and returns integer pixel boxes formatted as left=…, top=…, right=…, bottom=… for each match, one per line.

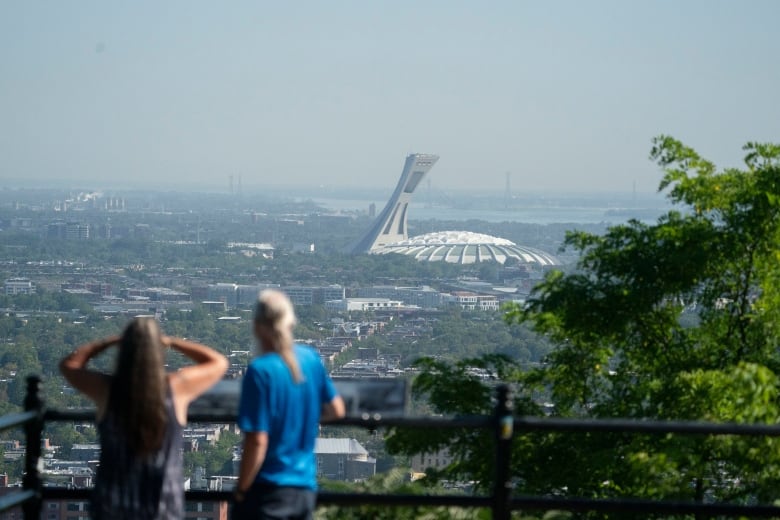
left=97, top=335, right=121, bottom=351
left=59, top=335, right=119, bottom=404
left=161, top=335, right=176, bottom=348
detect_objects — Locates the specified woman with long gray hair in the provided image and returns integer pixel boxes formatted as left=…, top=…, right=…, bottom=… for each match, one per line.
left=234, top=289, right=345, bottom=520
left=60, top=317, right=228, bottom=519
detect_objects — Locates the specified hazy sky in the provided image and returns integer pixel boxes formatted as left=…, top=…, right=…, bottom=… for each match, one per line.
left=2, top=1, right=779, bottom=194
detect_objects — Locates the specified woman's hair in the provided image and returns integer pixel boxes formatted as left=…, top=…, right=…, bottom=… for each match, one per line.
left=108, top=318, right=168, bottom=456
left=254, top=290, right=302, bottom=383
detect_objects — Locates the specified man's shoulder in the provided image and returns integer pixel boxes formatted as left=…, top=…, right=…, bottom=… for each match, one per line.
left=294, top=343, right=319, bottom=360
left=248, top=353, right=283, bottom=374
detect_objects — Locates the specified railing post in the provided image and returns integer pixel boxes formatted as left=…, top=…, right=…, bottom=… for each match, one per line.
left=23, top=376, right=44, bottom=520
left=492, top=384, right=513, bottom=520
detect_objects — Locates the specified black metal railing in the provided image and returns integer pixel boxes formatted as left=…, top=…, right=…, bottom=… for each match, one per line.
left=6, top=375, right=780, bottom=519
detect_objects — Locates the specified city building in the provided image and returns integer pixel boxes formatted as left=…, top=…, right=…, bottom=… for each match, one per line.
left=41, top=500, right=90, bottom=520
left=226, top=242, right=275, bottom=259
left=46, top=221, right=67, bottom=239
left=356, top=286, right=444, bottom=309
left=4, top=278, right=35, bottom=295
left=200, top=301, right=228, bottom=312
left=85, top=282, right=112, bottom=297
left=124, top=287, right=190, bottom=303
left=235, top=284, right=281, bottom=306
left=184, top=500, right=228, bottom=519
left=312, top=337, right=353, bottom=363
left=183, top=426, right=225, bottom=446
left=207, top=283, right=240, bottom=307
left=330, top=358, right=402, bottom=379
left=290, top=242, right=315, bottom=254
left=70, top=444, right=100, bottom=462
left=9, top=218, right=33, bottom=229
left=315, top=438, right=376, bottom=482
left=410, top=447, right=454, bottom=473
left=204, top=284, right=343, bottom=308
left=65, top=222, right=90, bottom=241
left=450, top=292, right=501, bottom=311
left=325, top=298, right=404, bottom=313
left=284, top=286, right=345, bottom=306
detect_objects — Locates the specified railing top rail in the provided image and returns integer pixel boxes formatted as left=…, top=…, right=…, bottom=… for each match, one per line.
left=513, top=416, right=780, bottom=436
left=0, top=410, right=37, bottom=433
left=44, top=408, right=780, bottom=437
left=0, top=490, right=36, bottom=513
left=45, top=409, right=492, bottom=428
left=44, top=409, right=241, bottom=424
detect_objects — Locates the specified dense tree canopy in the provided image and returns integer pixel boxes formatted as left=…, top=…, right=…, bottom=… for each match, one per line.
left=389, top=137, right=780, bottom=514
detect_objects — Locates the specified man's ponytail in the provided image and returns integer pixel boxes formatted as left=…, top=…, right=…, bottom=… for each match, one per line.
left=255, top=290, right=303, bottom=383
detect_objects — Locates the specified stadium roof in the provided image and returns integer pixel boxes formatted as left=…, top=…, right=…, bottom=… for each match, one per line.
left=371, top=231, right=560, bottom=266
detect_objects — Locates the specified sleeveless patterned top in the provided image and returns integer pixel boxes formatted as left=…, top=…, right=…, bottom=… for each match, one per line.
left=93, top=386, right=183, bottom=520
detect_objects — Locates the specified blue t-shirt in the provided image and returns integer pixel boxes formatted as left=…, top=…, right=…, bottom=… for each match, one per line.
left=237, top=344, right=338, bottom=490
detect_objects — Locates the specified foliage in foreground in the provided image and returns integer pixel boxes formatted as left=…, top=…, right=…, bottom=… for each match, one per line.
left=388, top=137, right=780, bottom=513
left=316, top=468, right=490, bottom=520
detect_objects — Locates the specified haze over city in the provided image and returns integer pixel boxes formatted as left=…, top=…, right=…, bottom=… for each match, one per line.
left=2, top=1, right=780, bottom=194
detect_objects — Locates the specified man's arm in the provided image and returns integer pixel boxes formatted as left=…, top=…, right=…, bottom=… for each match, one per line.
left=321, top=395, right=346, bottom=423
left=236, top=432, right=268, bottom=497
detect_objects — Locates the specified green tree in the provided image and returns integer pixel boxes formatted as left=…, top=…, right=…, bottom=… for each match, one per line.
left=504, top=137, right=780, bottom=507
left=389, top=137, right=780, bottom=514
left=386, top=354, right=536, bottom=491
left=316, top=468, right=489, bottom=520
left=186, top=430, right=241, bottom=478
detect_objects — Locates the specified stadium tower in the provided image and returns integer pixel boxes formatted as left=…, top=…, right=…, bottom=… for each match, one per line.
left=349, top=153, right=439, bottom=254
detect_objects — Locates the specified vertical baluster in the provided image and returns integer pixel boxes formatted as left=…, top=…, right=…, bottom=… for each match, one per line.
left=492, top=384, right=513, bottom=520
left=23, top=376, right=43, bottom=520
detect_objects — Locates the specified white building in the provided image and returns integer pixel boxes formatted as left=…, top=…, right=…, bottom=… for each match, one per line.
left=207, top=283, right=239, bottom=307
left=4, top=278, right=36, bottom=295
left=284, top=286, right=346, bottom=306
left=410, top=447, right=454, bottom=473
left=356, top=286, right=444, bottom=309
left=182, top=426, right=224, bottom=445
left=325, top=298, right=404, bottom=313
left=450, top=292, right=500, bottom=312
left=206, top=283, right=343, bottom=308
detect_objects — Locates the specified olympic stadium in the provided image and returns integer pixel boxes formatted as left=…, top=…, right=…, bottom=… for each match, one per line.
left=348, top=154, right=561, bottom=267
left=371, top=231, right=560, bottom=266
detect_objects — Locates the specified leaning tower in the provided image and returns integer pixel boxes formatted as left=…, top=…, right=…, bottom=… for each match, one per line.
left=348, top=153, right=439, bottom=254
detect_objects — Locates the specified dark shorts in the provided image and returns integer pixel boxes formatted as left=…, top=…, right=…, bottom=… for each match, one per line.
left=231, top=484, right=316, bottom=520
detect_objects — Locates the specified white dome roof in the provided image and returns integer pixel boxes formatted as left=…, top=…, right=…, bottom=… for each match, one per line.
left=372, top=231, right=560, bottom=266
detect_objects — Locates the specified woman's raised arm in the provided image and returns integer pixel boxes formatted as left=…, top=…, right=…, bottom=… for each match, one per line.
left=59, top=335, right=119, bottom=405
left=166, top=336, right=229, bottom=412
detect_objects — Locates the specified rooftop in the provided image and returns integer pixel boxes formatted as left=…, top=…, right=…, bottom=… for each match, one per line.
left=372, top=231, right=561, bottom=266
left=315, top=438, right=369, bottom=456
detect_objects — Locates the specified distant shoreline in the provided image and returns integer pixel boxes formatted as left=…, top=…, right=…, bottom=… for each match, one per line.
left=313, top=198, right=669, bottom=225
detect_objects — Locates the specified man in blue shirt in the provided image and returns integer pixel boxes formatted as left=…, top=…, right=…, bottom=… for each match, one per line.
left=234, top=290, right=345, bottom=520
